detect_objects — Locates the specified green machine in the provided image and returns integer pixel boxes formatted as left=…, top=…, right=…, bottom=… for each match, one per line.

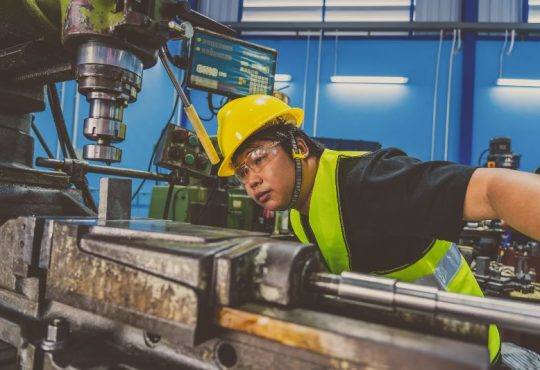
left=149, top=184, right=274, bottom=232
left=148, top=124, right=286, bottom=233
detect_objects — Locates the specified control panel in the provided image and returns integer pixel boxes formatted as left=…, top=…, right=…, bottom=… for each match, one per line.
left=153, top=123, right=215, bottom=177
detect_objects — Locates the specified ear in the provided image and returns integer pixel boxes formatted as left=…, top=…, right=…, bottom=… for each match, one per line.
left=296, top=137, right=309, bottom=159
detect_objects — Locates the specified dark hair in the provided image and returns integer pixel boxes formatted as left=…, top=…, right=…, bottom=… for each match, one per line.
left=232, top=120, right=325, bottom=165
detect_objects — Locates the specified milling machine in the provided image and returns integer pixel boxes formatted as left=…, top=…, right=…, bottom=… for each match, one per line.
left=2, top=2, right=540, bottom=370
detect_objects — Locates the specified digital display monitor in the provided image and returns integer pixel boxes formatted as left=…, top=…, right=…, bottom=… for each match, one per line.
left=186, top=28, right=277, bottom=97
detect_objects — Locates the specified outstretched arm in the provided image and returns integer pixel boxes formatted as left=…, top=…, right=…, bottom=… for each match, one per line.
left=464, top=168, right=540, bottom=240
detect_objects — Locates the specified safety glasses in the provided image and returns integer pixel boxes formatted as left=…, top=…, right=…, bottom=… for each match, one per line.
left=233, top=142, right=281, bottom=184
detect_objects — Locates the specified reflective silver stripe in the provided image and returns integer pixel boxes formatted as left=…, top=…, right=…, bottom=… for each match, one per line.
left=414, top=243, right=462, bottom=290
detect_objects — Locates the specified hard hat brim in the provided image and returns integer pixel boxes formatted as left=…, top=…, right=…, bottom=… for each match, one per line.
left=217, top=107, right=304, bottom=177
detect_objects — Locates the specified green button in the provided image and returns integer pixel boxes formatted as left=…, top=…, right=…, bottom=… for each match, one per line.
left=184, top=153, right=195, bottom=165
left=188, top=135, right=198, bottom=146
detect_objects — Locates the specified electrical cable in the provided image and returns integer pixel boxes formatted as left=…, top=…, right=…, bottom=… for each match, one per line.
left=47, top=83, right=77, bottom=159
left=443, top=30, right=457, bottom=161
left=46, top=83, right=97, bottom=212
left=312, top=29, right=323, bottom=137
left=200, top=93, right=230, bottom=122
left=477, top=148, right=489, bottom=166
left=508, top=29, right=516, bottom=56
left=131, top=95, right=180, bottom=201
left=499, top=30, right=509, bottom=78
left=163, top=181, right=175, bottom=219
left=31, top=117, right=54, bottom=159
left=301, top=31, right=311, bottom=128
left=431, top=29, right=444, bottom=161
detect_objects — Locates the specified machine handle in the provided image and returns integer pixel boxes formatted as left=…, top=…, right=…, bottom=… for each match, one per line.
left=184, top=104, right=220, bottom=165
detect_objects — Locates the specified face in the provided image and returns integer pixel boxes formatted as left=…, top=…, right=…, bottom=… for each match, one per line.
left=233, top=140, right=296, bottom=211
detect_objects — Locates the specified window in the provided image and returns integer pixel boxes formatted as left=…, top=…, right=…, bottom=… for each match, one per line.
left=529, top=0, right=540, bottom=23
left=242, top=0, right=324, bottom=22
left=325, top=0, right=411, bottom=22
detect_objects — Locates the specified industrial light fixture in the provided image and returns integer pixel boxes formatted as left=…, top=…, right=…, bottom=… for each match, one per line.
left=496, top=78, right=540, bottom=87
left=274, top=74, right=292, bottom=82
left=330, top=75, right=408, bottom=84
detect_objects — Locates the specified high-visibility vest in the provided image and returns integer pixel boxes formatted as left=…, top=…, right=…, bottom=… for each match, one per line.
left=290, top=149, right=501, bottom=364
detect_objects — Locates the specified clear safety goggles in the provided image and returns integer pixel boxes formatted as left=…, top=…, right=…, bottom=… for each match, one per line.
left=233, top=142, right=281, bottom=184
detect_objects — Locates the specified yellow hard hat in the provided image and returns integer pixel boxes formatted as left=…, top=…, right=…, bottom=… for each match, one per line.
left=217, top=94, right=304, bottom=177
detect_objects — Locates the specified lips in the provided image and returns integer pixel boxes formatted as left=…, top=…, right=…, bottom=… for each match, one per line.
left=256, top=190, right=271, bottom=203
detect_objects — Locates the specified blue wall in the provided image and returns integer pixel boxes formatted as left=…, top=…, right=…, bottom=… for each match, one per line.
left=191, top=36, right=465, bottom=162
left=32, top=36, right=540, bottom=217
left=473, top=39, right=540, bottom=172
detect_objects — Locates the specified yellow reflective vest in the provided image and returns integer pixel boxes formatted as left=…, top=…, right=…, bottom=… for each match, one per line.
left=290, top=149, right=501, bottom=364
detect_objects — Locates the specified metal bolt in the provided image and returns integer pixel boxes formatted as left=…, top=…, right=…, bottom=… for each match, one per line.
left=41, top=318, right=70, bottom=352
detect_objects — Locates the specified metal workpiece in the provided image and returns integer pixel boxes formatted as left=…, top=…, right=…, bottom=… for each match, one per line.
left=309, top=271, right=540, bottom=335
left=98, top=177, right=132, bottom=222
left=214, top=238, right=323, bottom=306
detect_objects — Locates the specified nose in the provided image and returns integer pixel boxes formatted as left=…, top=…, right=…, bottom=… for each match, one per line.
left=246, top=171, right=262, bottom=189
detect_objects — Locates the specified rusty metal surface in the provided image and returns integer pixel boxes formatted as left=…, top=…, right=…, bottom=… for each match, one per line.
left=216, top=304, right=489, bottom=370
left=0, top=316, right=22, bottom=348
left=46, top=221, right=207, bottom=345
left=79, top=227, right=235, bottom=291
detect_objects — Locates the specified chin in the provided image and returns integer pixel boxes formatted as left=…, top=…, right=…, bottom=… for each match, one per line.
left=259, top=200, right=284, bottom=211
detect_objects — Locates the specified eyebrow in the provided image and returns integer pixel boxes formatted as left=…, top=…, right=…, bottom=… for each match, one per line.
left=233, top=143, right=263, bottom=166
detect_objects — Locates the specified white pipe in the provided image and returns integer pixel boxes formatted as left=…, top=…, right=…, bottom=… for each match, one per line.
left=312, top=29, right=323, bottom=137
left=334, top=29, right=339, bottom=76
left=507, top=29, right=516, bottom=56
left=499, top=30, right=509, bottom=78
left=443, top=30, right=457, bottom=161
left=430, top=30, right=444, bottom=161
left=72, top=88, right=80, bottom=150
left=301, top=31, right=311, bottom=130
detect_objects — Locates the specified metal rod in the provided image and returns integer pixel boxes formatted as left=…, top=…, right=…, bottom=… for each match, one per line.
left=309, top=272, right=540, bottom=335
left=230, top=21, right=540, bottom=33
left=158, top=48, right=220, bottom=165
left=159, top=48, right=190, bottom=107
left=31, top=118, right=54, bottom=159
left=36, top=157, right=170, bottom=182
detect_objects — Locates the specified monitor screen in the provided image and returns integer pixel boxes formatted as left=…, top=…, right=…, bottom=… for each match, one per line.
left=186, top=28, right=277, bottom=97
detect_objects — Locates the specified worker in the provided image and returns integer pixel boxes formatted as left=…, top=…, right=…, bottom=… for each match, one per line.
left=216, top=94, right=540, bottom=369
